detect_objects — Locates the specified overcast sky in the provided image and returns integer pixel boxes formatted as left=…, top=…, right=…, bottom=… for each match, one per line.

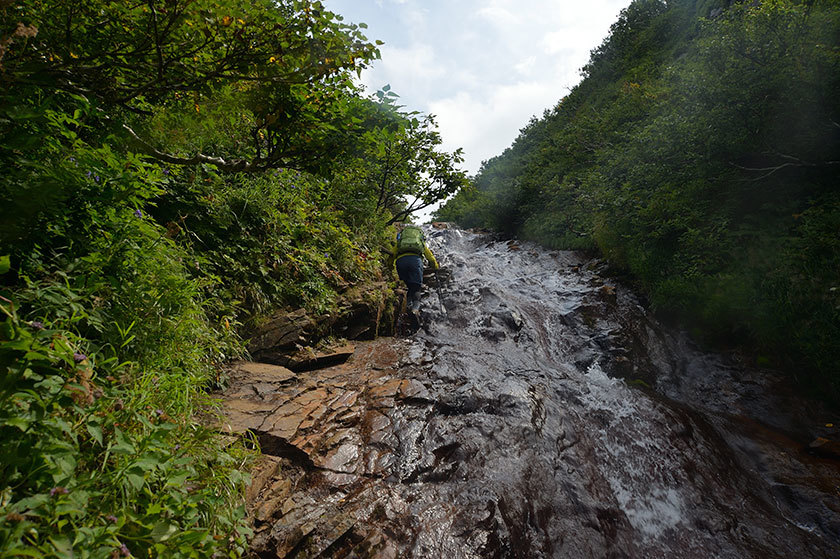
left=324, top=0, right=631, bottom=176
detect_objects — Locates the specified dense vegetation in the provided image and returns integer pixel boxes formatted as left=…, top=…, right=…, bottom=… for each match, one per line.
left=438, top=0, right=840, bottom=404
left=0, top=1, right=466, bottom=556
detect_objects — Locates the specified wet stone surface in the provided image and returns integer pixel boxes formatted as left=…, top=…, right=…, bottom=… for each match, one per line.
left=221, top=228, right=840, bottom=558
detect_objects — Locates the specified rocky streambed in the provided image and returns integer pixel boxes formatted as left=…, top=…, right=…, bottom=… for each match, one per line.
left=220, top=226, right=840, bottom=558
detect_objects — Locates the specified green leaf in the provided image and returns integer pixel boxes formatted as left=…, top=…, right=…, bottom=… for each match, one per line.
left=0, top=255, right=10, bottom=274
left=1, top=319, right=17, bottom=341
left=165, top=472, right=190, bottom=488
left=111, top=428, right=136, bottom=455
left=2, top=416, right=30, bottom=430
left=150, top=521, right=178, bottom=542
left=3, top=549, right=46, bottom=558
left=48, top=535, right=74, bottom=557
left=56, top=490, right=90, bottom=516
left=86, top=421, right=103, bottom=445
left=13, top=492, right=50, bottom=510
left=69, top=490, right=90, bottom=510
left=125, top=471, right=145, bottom=491
left=136, top=456, right=162, bottom=470
left=52, top=453, right=78, bottom=479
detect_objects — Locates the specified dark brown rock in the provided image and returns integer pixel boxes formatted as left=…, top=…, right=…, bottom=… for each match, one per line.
left=230, top=361, right=296, bottom=383
left=397, top=379, right=430, bottom=400
left=266, top=503, right=357, bottom=559
left=331, top=282, right=397, bottom=341
left=246, top=282, right=401, bottom=368
left=264, top=413, right=304, bottom=440
left=368, top=379, right=403, bottom=400
left=599, top=284, right=617, bottom=305
left=808, top=437, right=840, bottom=459
left=246, top=455, right=282, bottom=506
left=248, top=308, right=315, bottom=355
left=283, top=343, right=356, bottom=372
left=220, top=398, right=275, bottom=434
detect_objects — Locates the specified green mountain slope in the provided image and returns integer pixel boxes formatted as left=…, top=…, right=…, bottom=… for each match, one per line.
left=437, top=0, right=840, bottom=403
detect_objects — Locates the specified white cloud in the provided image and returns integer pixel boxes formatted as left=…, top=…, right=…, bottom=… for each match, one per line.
left=326, top=0, right=631, bottom=174
left=361, top=42, right=445, bottom=97
left=514, top=55, right=537, bottom=76
left=477, top=4, right=523, bottom=27
left=542, top=30, right=566, bottom=55
left=400, top=6, right=428, bottom=34
left=429, top=78, right=566, bottom=173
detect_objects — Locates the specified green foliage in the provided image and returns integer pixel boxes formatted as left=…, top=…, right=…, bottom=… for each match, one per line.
left=2, top=0, right=381, bottom=172
left=324, top=96, right=469, bottom=226
left=438, top=0, right=840, bottom=403
left=0, top=294, right=251, bottom=558
left=152, top=167, right=387, bottom=317
left=1, top=0, right=468, bottom=554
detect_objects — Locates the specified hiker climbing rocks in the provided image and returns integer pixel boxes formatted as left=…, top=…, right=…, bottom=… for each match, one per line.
left=389, top=224, right=439, bottom=321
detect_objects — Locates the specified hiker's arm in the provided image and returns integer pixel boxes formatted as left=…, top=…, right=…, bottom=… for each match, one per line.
left=383, top=243, right=396, bottom=269
left=423, top=245, right=439, bottom=270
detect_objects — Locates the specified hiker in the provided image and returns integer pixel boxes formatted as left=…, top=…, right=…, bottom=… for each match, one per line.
left=389, top=224, right=439, bottom=317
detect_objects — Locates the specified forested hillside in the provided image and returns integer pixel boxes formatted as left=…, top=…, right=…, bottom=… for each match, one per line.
left=0, top=1, right=466, bottom=556
left=437, top=0, right=840, bottom=403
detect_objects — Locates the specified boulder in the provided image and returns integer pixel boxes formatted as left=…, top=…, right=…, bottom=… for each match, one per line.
left=248, top=308, right=315, bottom=355
left=265, top=343, right=356, bottom=373
left=331, top=282, right=398, bottom=340
left=247, top=282, right=400, bottom=366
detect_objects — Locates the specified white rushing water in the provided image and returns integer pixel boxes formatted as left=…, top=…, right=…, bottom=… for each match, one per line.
left=379, top=225, right=840, bottom=558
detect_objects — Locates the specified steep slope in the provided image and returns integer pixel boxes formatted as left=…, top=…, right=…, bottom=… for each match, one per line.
left=438, top=0, right=840, bottom=403
left=231, top=227, right=840, bottom=557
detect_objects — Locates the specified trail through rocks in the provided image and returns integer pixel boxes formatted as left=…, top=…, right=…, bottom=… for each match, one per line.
left=221, top=227, right=840, bottom=558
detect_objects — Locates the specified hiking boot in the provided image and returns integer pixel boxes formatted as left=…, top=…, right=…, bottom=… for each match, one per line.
left=408, top=310, right=420, bottom=330
left=409, top=291, right=421, bottom=312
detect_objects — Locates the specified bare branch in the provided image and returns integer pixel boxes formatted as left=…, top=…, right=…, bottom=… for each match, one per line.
left=122, top=124, right=263, bottom=172
left=387, top=196, right=439, bottom=225
left=730, top=157, right=840, bottom=181
left=731, top=162, right=799, bottom=181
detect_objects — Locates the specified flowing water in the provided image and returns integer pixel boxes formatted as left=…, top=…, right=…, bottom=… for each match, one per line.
left=244, top=226, right=840, bottom=558
left=400, top=226, right=840, bottom=558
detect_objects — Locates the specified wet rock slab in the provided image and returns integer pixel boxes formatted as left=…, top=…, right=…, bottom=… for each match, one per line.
left=220, top=338, right=437, bottom=556
left=222, top=228, right=840, bottom=559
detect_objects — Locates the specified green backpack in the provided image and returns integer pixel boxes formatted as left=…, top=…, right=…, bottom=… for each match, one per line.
left=396, top=226, right=425, bottom=256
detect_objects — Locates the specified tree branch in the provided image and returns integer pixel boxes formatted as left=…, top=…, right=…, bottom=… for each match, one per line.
left=123, top=124, right=269, bottom=172
left=730, top=156, right=839, bottom=181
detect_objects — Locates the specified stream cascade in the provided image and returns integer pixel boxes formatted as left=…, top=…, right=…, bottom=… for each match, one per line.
left=225, top=226, right=840, bottom=558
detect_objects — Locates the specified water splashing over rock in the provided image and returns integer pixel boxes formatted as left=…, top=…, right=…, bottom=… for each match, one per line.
left=228, top=227, right=840, bottom=558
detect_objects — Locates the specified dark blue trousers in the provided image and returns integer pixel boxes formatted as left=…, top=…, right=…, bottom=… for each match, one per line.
left=396, top=254, right=423, bottom=304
